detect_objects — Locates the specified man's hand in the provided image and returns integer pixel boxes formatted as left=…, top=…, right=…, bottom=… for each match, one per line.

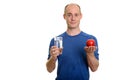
left=84, top=46, right=97, bottom=54
left=50, top=46, right=63, bottom=60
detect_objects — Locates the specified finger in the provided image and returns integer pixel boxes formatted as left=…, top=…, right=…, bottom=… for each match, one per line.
left=89, top=46, right=96, bottom=52
left=90, top=46, right=96, bottom=51
left=51, top=46, right=57, bottom=50
left=50, top=46, right=58, bottom=52
left=50, top=49, right=56, bottom=56
left=51, top=48, right=55, bottom=53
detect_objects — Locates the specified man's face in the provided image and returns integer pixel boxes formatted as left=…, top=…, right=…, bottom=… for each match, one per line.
left=64, top=5, right=82, bottom=29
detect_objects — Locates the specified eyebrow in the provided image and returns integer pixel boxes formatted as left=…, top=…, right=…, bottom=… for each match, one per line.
left=67, top=13, right=72, bottom=14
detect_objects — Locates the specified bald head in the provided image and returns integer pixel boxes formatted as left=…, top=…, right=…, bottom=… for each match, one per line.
left=64, top=3, right=81, bottom=14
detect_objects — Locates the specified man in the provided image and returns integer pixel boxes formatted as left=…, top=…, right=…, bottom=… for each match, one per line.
left=46, top=3, right=99, bottom=80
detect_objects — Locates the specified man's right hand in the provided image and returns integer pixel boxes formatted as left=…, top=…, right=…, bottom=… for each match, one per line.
left=50, top=46, right=62, bottom=60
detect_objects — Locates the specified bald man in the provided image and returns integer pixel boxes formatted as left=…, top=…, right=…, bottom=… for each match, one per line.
left=46, top=3, right=99, bottom=80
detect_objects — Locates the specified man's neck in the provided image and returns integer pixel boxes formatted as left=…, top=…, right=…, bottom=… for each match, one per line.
left=66, top=27, right=81, bottom=36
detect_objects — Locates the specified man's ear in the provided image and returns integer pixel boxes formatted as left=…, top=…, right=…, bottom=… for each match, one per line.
left=63, top=14, right=66, bottom=19
left=80, top=13, right=82, bottom=19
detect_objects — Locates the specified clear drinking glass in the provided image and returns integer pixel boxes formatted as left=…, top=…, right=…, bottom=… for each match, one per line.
left=54, top=36, right=63, bottom=48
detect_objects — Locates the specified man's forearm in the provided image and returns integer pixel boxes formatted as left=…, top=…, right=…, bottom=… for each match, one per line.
left=87, top=53, right=99, bottom=72
left=46, top=56, right=57, bottom=73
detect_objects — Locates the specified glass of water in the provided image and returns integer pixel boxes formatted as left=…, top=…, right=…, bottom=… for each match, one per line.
left=54, top=36, right=63, bottom=48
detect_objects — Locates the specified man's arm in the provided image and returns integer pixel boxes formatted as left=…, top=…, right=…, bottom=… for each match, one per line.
left=46, top=56, right=57, bottom=73
left=85, top=46, right=99, bottom=72
left=46, top=46, right=62, bottom=73
left=86, top=52, right=99, bottom=72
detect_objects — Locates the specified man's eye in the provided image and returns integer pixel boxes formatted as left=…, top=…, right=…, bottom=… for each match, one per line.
left=67, top=14, right=71, bottom=17
left=75, top=14, right=78, bottom=17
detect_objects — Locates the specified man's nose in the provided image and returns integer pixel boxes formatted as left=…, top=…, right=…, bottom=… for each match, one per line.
left=71, top=15, right=75, bottom=21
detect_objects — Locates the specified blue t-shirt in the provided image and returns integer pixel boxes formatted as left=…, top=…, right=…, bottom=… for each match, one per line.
left=48, top=31, right=99, bottom=80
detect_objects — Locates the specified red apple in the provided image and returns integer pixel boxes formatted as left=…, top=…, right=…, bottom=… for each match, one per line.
left=86, top=39, right=95, bottom=46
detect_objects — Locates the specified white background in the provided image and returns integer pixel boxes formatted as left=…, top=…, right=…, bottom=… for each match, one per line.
left=0, top=0, right=120, bottom=80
